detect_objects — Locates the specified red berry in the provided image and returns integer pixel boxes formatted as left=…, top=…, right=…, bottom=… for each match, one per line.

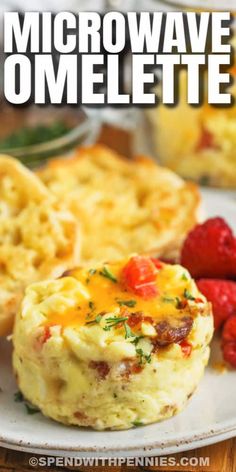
left=122, top=256, right=158, bottom=299
left=181, top=217, right=236, bottom=279
left=222, top=316, right=236, bottom=343
left=222, top=342, right=236, bottom=368
left=197, top=279, right=236, bottom=330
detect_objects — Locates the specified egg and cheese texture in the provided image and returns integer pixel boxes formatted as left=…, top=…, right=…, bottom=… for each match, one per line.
left=150, top=68, right=236, bottom=188
left=37, top=145, right=201, bottom=263
left=13, top=256, right=213, bottom=430
left=0, top=155, right=80, bottom=336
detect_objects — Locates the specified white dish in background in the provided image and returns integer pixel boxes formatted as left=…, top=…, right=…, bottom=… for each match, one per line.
left=0, top=189, right=236, bottom=458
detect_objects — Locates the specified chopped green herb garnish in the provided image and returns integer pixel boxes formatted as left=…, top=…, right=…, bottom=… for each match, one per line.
left=0, top=121, right=71, bottom=151
left=124, top=323, right=136, bottom=339
left=136, top=348, right=152, bottom=365
left=131, top=335, right=144, bottom=346
left=89, top=301, right=95, bottom=311
left=15, top=391, right=40, bottom=415
left=162, top=295, right=175, bottom=303
left=181, top=273, right=188, bottom=281
left=175, top=297, right=182, bottom=309
left=99, top=267, right=117, bottom=283
left=103, top=316, right=129, bottom=331
left=184, top=289, right=195, bottom=301
left=88, top=269, right=97, bottom=276
left=86, top=314, right=103, bottom=325
left=25, top=403, right=40, bottom=415
left=14, top=391, right=24, bottom=403
left=117, top=299, right=137, bottom=308
left=132, top=420, right=144, bottom=427
left=199, top=175, right=210, bottom=186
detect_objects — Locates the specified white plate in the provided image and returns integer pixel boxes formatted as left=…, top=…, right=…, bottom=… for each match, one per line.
left=0, top=189, right=236, bottom=458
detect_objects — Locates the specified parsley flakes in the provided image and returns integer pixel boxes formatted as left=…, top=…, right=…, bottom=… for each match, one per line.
left=99, top=267, right=117, bottom=283
left=85, top=314, right=103, bottom=325
left=103, top=316, right=129, bottom=331
left=184, top=289, right=195, bottom=301
left=117, top=299, right=137, bottom=308
left=132, top=420, right=144, bottom=427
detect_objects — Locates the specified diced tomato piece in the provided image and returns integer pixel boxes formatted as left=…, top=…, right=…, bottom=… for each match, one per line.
left=194, top=297, right=204, bottom=304
left=135, top=282, right=158, bottom=299
left=41, top=326, right=51, bottom=344
left=196, top=127, right=218, bottom=152
left=179, top=340, right=192, bottom=358
left=222, top=316, right=236, bottom=343
left=151, top=258, right=163, bottom=270
left=122, top=256, right=158, bottom=299
left=222, top=341, right=236, bottom=368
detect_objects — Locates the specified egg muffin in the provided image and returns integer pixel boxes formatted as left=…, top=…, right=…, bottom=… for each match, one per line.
left=13, top=255, right=213, bottom=430
left=149, top=69, right=236, bottom=188
left=37, top=145, right=201, bottom=263
left=0, top=155, right=80, bottom=336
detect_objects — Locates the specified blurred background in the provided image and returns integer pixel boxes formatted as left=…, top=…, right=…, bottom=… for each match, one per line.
left=0, top=0, right=235, bottom=189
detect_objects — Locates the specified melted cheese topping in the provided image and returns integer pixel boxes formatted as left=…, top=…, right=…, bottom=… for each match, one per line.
left=41, top=261, right=203, bottom=330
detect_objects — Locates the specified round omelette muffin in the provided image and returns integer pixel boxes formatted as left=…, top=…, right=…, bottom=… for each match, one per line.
left=13, top=256, right=213, bottom=430
left=37, top=145, right=201, bottom=263
left=0, top=155, right=80, bottom=336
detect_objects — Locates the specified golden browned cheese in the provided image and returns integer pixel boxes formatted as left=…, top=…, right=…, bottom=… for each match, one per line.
left=0, top=155, right=80, bottom=336
left=37, top=145, right=201, bottom=264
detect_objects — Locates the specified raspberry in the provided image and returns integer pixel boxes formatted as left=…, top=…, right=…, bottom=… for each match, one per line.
left=181, top=217, right=236, bottom=279
left=197, top=279, right=236, bottom=330
left=222, top=342, right=236, bottom=368
left=222, top=316, right=236, bottom=343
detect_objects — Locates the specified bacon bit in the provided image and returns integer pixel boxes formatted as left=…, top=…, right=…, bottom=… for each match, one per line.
left=196, top=127, right=219, bottom=152
left=153, top=316, right=193, bottom=347
left=127, top=312, right=153, bottom=329
left=74, top=411, right=88, bottom=421
left=177, top=299, right=188, bottom=309
left=119, top=360, right=143, bottom=380
left=74, top=411, right=92, bottom=426
left=179, top=340, right=192, bottom=358
left=89, top=361, right=110, bottom=379
left=131, top=363, right=143, bottom=374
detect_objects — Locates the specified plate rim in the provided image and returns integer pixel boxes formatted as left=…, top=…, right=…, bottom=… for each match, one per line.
left=0, top=425, right=236, bottom=457
left=0, top=416, right=236, bottom=457
left=1, top=188, right=236, bottom=458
